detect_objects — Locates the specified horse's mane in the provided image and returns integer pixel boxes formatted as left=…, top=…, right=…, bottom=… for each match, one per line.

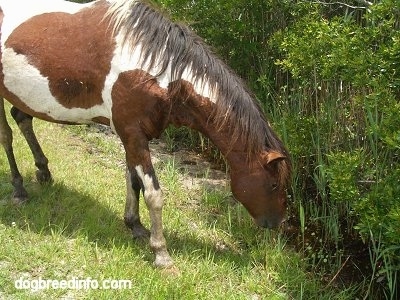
left=106, top=0, right=290, bottom=185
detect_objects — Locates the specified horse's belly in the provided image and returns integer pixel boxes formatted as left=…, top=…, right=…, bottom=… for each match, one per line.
left=1, top=47, right=111, bottom=124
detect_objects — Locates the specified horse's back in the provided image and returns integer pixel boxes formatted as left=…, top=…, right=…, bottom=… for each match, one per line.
left=0, top=0, right=113, bottom=124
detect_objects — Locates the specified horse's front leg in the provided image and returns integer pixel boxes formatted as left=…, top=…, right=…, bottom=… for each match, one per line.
left=10, top=107, right=52, bottom=184
left=0, top=98, right=28, bottom=203
left=133, top=164, right=173, bottom=267
left=124, top=167, right=150, bottom=239
left=119, top=131, right=173, bottom=268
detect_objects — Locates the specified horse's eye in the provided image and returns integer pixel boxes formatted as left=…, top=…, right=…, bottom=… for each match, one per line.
left=272, top=183, right=278, bottom=191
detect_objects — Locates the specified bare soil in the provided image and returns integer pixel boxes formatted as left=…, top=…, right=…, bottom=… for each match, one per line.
left=83, top=124, right=229, bottom=197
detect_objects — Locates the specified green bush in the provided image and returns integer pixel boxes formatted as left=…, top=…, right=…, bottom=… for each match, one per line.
left=156, top=1, right=400, bottom=296
left=356, top=169, right=400, bottom=297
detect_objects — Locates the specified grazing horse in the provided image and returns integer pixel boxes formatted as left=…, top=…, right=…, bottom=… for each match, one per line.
left=0, top=0, right=291, bottom=267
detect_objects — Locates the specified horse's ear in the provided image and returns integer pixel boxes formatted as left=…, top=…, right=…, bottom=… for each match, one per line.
left=261, top=151, right=286, bottom=166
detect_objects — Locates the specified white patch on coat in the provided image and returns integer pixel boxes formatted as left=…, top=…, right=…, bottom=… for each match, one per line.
left=102, top=32, right=144, bottom=111
left=102, top=32, right=173, bottom=105
left=181, top=66, right=218, bottom=103
left=102, top=32, right=218, bottom=105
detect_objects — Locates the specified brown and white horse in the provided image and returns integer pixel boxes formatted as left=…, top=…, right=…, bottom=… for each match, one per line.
left=0, top=0, right=291, bottom=267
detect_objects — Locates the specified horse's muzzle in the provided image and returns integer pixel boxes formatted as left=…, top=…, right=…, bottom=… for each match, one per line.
left=255, top=215, right=286, bottom=229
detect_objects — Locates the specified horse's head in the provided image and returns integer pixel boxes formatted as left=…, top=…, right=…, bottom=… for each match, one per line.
left=230, top=150, right=290, bottom=229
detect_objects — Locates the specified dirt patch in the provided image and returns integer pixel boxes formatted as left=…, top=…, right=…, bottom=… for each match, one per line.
left=150, top=139, right=228, bottom=191
left=85, top=124, right=229, bottom=192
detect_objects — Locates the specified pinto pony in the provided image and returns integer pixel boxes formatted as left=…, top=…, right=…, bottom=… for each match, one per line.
left=0, top=0, right=290, bottom=267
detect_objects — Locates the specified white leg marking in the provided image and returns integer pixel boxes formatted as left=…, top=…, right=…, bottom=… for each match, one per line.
left=135, top=165, right=162, bottom=209
left=135, top=165, right=173, bottom=267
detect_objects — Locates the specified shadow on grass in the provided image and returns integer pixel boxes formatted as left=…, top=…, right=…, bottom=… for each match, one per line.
left=0, top=169, right=256, bottom=268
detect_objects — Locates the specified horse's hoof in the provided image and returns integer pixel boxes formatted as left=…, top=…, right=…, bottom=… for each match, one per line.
left=11, top=194, right=28, bottom=205
left=36, top=170, right=53, bottom=184
left=124, top=218, right=150, bottom=239
left=132, top=226, right=150, bottom=239
left=154, top=252, right=174, bottom=269
left=11, top=187, right=28, bottom=205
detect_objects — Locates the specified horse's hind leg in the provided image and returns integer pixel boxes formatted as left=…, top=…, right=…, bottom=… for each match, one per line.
left=10, top=107, right=52, bottom=184
left=0, top=98, right=28, bottom=203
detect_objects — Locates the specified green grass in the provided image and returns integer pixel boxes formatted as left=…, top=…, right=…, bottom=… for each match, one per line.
left=0, top=110, right=357, bottom=299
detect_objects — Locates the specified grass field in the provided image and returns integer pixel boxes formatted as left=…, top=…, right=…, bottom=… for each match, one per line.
left=0, top=109, right=358, bottom=299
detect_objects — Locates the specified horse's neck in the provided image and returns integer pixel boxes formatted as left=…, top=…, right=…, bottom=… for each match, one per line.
left=168, top=83, right=245, bottom=169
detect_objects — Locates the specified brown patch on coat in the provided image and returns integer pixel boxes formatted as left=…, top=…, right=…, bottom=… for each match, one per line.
left=111, top=69, right=170, bottom=140
left=110, top=69, right=171, bottom=173
left=4, top=1, right=114, bottom=110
